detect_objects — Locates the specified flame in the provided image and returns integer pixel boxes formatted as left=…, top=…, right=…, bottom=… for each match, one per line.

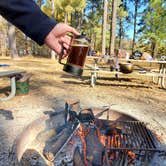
left=128, top=151, right=136, bottom=163
left=104, top=128, right=136, bottom=165
left=110, top=134, right=121, bottom=148
left=96, top=127, right=105, bottom=146
left=107, top=136, right=111, bottom=147
left=128, top=151, right=136, bottom=157
left=155, top=133, right=164, bottom=142
left=100, top=135, right=106, bottom=146
left=75, top=122, right=137, bottom=165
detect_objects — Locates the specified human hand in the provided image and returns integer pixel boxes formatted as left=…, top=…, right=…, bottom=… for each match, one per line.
left=44, top=23, right=79, bottom=57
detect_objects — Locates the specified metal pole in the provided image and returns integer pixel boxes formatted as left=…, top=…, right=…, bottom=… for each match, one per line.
left=161, top=64, right=166, bottom=89
left=0, top=76, right=16, bottom=101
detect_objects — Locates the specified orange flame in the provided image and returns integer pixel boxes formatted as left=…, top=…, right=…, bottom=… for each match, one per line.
left=128, top=151, right=136, bottom=163
left=75, top=122, right=136, bottom=165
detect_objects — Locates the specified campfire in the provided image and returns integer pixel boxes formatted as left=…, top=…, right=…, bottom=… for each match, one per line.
left=41, top=101, right=166, bottom=166
left=14, top=100, right=166, bottom=166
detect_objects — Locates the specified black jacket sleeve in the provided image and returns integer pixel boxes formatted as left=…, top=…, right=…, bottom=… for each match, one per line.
left=0, top=0, right=57, bottom=45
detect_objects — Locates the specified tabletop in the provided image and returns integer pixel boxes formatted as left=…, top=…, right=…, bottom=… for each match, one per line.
left=0, top=69, right=26, bottom=78
left=87, top=56, right=166, bottom=64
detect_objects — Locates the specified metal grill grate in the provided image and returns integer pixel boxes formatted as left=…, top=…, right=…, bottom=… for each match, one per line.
left=104, top=121, right=166, bottom=166
left=107, top=121, right=160, bottom=151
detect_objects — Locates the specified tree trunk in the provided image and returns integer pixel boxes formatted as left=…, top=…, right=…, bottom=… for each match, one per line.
left=38, top=0, right=42, bottom=7
left=0, top=17, right=7, bottom=56
left=131, top=0, right=138, bottom=55
left=110, top=0, right=118, bottom=56
left=118, top=19, right=122, bottom=49
left=25, top=35, right=28, bottom=55
left=51, top=0, right=56, bottom=60
left=8, top=22, right=19, bottom=59
left=78, top=12, right=83, bottom=30
left=55, top=7, right=59, bottom=20
left=94, top=33, right=97, bottom=50
left=151, top=40, right=156, bottom=58
left=51, top=50, right=57, bottom=60
left=0, top=33, right=2, bottom=56
left=51, top=0, right=55, bottom=18
left=101, top=0, right=108, bottom=56
left=64, top=12, right=68, bottom=24
left=0, top=32, right=6, bottom=56
left=71, top=13, right=73, bottom=26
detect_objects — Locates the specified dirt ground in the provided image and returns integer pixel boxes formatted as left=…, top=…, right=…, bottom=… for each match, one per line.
left=0, top=56, right=166, bottom=165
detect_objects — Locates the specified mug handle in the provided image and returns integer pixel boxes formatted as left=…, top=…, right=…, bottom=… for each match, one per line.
left=58, top=46, right=65, bottom=65
left=58, top=34, right=74, bottom=65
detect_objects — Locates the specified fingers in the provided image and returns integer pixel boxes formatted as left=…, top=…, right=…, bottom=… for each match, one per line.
left=60, top=46, right=67, bottom=57
left=45, top=33, right=62, bottom=54
left=53, top=23, right=80, bottom=37
left=62, top=52, right=68, bottom=59
left=64, top=24, right=80, bottom=36
left=60, top=35, right=72, bottom=46
left=60, top=36, right=72, bottom=57
left=59, top=23, right=79, bottom=35
left=63, top=42, right=70, bottom=50
left=60, top=46, right=69, bottom=59
left=61, top=42, right=72, bottom=57
left=51, top=41, right=70, bottom=57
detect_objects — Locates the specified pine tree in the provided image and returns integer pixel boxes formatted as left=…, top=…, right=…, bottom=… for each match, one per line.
left=117, top=0, right=128, bottom=49
left=0, top=16, right=8, bottom=56
left=8, top=23, right=19, bottom=59
left=140, top=0, right=166, bottom=57
left=110, top=0, right=118, bottom=56
left=42, top=0, right=86, bottom=24
left=102, top=0, right=108, bottom=56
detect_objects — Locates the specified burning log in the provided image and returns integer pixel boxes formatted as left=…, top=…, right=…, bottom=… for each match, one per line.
left=85, top=128, right=104, bottom=165
left=77, top=124, right=89, bottom=166
left=43, top=122, right=79, bottom=161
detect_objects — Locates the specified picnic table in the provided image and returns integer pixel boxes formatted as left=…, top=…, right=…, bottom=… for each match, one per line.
left=120, top=59, right=166, bottom=89
left=0, top=69, right=26, bottom=101
left=151, top=61, right=166, bottom=89
left=85, top=57, right=121, bottom=87
left=86, top=57, right=166, bottom=89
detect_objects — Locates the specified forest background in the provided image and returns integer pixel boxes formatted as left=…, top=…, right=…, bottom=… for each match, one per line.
left=0, top=0, right=165, bottom=60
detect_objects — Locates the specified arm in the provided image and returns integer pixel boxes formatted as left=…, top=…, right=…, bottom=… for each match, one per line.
left=0, top=0, right=57, bottom=45
left=0, top=0, right=79, bottom=55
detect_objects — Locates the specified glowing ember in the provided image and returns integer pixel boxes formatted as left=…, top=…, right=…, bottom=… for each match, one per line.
left=128, top=151, right=136, bottom=163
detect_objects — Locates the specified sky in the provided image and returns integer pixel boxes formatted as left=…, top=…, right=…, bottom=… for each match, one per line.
left=41, top=0, right=147, bottom=40
left=124, top=1, right=147, bottom=39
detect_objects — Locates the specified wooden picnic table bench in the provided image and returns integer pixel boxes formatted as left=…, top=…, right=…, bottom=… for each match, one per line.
left=0, top=69, right=26, bottom=101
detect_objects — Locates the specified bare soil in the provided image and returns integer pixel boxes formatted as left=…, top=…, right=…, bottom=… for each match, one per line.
left=0, top=56, right=166, bottom=165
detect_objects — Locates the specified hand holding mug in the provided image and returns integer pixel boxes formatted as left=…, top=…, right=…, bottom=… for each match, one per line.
left=44, top=23, right=79, bottom=57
